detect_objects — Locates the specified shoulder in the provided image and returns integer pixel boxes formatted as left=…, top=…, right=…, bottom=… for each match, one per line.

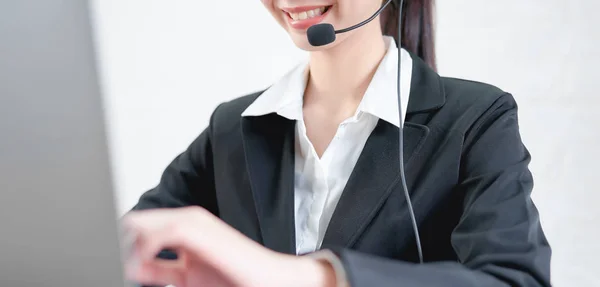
left=433, top=77, right=520, bottom=136
left=207, top=90, right=266, bottom=135
left=215, top=90, right=264, bottom=118
left=430, top=77, right=524, bottom=152
left=440, top=77, right=518, bottom=113
left=415, top=74, right=524, bottom=146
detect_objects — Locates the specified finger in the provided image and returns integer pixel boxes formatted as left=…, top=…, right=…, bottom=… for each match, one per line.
left=125, top=260, right=185, bottom=287
left=123, top=234, right=188, bottom=280
left=135, top=222, right=194, bottom=264
left=121, top=209, right=170, bottom=230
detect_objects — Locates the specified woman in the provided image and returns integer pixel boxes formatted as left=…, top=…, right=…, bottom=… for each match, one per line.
left=123, top=0, right=552, bottom=286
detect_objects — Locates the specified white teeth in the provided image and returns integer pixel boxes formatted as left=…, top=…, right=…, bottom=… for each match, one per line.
left=289, top=7, right=326, bottom=21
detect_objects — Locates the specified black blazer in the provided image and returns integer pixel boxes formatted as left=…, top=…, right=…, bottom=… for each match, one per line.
left=132, top=55, right=552, bottom=286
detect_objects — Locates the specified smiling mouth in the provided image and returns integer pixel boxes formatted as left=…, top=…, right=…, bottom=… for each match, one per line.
left=285, top=6, right=332, bottom=21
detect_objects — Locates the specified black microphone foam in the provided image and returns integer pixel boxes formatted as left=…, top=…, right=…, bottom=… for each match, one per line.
left=307, top=24, right=336, bottom=46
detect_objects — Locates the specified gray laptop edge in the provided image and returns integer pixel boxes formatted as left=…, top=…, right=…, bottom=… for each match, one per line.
left=1, top=1, right=128, bottom=286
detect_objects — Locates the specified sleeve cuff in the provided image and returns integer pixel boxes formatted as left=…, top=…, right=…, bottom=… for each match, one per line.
left=307, top=249, right=350, bottom=287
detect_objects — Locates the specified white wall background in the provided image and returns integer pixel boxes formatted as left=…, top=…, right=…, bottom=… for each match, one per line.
left=90, top=1, right=600, bottom=286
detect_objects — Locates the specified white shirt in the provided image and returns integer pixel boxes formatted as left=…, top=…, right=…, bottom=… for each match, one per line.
left=242, top=36, right=413, bottom=255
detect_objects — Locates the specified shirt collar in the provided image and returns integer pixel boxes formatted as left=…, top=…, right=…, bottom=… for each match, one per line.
left=241, top=36, right=413, bottom=128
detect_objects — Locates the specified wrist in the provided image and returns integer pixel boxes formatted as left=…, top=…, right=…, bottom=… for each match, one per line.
left=299, top=256, right=337, bottom=287
left=272, top=254, right=337, bottom=287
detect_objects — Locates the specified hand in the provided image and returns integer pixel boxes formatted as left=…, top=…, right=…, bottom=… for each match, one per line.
left=122, top=206, right=337, bottom=287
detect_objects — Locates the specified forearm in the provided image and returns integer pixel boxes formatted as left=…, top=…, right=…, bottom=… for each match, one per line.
left=328, top=248, right=550, bottom=287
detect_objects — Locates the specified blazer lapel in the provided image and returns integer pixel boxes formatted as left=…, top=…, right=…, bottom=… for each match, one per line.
left=241, top=114, right=297, bottom=255
left=321, top=54, right=444, bottom=249
left=238, top=53, right=444, bottom=253
left=321, top=120, right=429, bottom=249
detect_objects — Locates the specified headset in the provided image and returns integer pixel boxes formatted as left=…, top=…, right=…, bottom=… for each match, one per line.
left=140, top=4, right=421, bottom=287
left=147, top=1, right=422, bottom=273
left=306, top=0, right=423, bottom=264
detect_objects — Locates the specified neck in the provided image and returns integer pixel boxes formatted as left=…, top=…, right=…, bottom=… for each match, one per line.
left=305, top=22, right=387, bottom=106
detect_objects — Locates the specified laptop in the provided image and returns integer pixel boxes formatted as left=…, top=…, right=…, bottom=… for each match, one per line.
left=0, top=1, right=132, bottom=286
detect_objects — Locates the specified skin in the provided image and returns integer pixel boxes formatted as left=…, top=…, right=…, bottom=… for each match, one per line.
left=123, top=207, right=335, bottom=287
left=262, top=0, right=388, bottom=156
left=123, top=1, right=390, bottom=286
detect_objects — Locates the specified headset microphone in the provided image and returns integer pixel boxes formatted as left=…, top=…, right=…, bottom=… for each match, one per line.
left=307, top=0, right=424, bottom=264
left=306, top=0, right=393, bottom=46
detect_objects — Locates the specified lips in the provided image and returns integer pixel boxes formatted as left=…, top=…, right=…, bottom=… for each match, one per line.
left=282, top=5, right=333, bottom=30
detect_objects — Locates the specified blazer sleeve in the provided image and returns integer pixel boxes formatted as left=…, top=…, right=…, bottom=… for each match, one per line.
left=323, top=93, right=552, bottom=287
left=130, top=104, right=221, bottom=215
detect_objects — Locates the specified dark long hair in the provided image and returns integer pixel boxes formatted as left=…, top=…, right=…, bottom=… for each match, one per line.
left=381, top=0, right=437, bottom=71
